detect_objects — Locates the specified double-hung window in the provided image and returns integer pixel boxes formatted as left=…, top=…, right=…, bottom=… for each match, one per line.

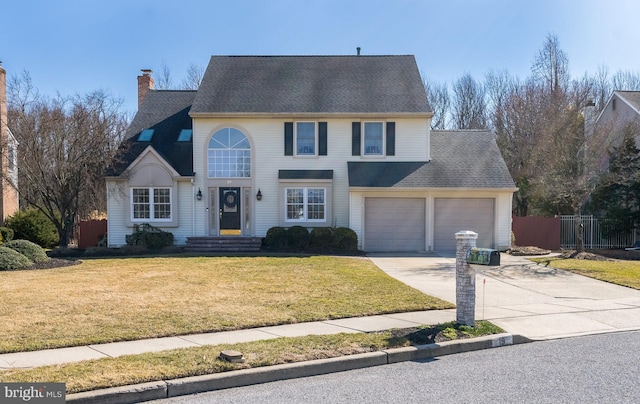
left=295, top=122, right=316, bottom=156
left=285, top=187, right=326, bottom=222
left=131, top=188, right=171, bottom=221
left=363, top=122, right=384, bottom=156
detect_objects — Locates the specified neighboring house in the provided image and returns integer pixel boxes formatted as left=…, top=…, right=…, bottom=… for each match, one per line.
left=106, top=55, right=516, bottom=252
left=593, top=91, right=640, bottom=148
left=0, top=62, right=19, bottom=223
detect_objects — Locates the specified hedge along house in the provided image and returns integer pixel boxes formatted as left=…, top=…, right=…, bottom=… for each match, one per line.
left=106, top=55, right=516, bottom=252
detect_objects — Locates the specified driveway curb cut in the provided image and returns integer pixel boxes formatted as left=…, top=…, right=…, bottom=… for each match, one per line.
left=67, top=333, right=528, bottom=404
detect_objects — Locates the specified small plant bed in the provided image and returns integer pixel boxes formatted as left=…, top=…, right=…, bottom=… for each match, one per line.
left=384, top=321, right=504, bottom=344
left=0, top=322, right=503, bottom=394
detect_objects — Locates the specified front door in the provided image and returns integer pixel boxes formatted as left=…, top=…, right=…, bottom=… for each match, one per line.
left=219, top=187, right=241, bottom=235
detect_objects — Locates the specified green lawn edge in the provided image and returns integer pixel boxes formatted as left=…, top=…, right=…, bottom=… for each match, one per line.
left=530, top=256, right=640, bottom=290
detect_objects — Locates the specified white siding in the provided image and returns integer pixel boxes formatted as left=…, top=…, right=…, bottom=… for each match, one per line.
left=172, top=181, right=196, bottom=245
left=495, top=192, right=513, bottom=250
left=191, top=117, right=430, bottom=238
left=106, top=180, right=128, bottom=247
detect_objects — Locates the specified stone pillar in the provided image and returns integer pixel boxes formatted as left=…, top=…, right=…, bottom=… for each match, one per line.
left=455, top=230, right=478, bottom=326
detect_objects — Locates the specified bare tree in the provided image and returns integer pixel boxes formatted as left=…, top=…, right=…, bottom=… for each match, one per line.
left=181, top=63, right=205, bottom=90
left=155, top=60, right=174, bottom=90
left=591, top=65, right=611, bottom=113
left=423, top=77, right=450, bottom=129
left=612, top=70, right=640, bottom=91
left=7, top=73, right=128, bottom=247
left=531, top=33, right=569, bottom=96
left=451, top=73, right=487, bottom=129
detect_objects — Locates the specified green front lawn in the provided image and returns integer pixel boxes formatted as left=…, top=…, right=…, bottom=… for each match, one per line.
left=531, top=256, right=640, bottom=290
left=0, top=255, right=453, bottom=353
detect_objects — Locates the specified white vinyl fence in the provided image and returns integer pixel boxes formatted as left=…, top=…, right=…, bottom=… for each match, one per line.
left=561, top=215, right=637, bottom=249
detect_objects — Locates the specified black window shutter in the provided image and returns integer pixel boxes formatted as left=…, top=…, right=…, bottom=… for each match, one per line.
left=352, top=122, right=361, bottom=156
left=284, top=122, right=293, bottom=156
left=386, top=122, right=395, bottom=156
left=319, top=122, right=327, bottom=156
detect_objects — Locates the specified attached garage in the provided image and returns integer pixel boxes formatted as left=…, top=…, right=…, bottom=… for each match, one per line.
left=433, top=198, right=495, bottom=251
left=364, top=198, right=425, bottom=252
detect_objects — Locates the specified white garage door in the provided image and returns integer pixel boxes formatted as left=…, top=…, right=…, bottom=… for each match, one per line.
left=364, top=198, right=425, bottom=252
left=434, top=198, right=494, bottom=251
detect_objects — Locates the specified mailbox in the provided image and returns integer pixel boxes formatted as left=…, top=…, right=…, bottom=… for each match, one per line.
left=466, top=247, right=500, bottom=266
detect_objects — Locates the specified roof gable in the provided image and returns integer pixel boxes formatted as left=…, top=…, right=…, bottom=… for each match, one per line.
left=107, top=90, right=196, bottom=176
left=191, top=55, right=431, bottom=115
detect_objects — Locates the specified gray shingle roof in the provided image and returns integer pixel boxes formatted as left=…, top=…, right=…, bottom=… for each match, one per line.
left=107, top=90, right=196, bottom=176
left=279, top=170, right=334, bottom=180
left=191, top=55, right=431, bottom=115
left=616, top=91, right=640, bottom=113
left=348, top=130, right=516, bottom=189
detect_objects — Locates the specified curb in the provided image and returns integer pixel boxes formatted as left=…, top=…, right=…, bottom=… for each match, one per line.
left=67, top=333, right=530, bottom=404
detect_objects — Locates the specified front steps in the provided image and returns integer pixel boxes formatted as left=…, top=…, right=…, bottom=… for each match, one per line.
left=184, top=236, right=263, bottom=253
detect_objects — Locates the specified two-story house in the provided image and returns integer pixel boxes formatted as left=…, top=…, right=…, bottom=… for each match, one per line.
left=106, top=55, right=516, bottom=252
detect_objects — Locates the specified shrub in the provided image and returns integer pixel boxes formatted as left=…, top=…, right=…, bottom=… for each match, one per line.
left=125, top=223, right=173, bottom=249
left=287, top=226, right=310, bottom=250
left=0, top=246, right=33, bottom=270
left=332, top=227, right=358, bottom=251
left=310, top=227, right=333, bottom=249
left=264, top=226, right=287, bottom=250
left=5, top=208, right=59, bottom=248
left=119, top=245, right=150, bottom=256
left=48, top=247, right=84, bottom=258
left=0, top=227, right=14, bottom=243
left=84, top=247, right=120, bottom=257
left=4, top=240, right=50, bottom=263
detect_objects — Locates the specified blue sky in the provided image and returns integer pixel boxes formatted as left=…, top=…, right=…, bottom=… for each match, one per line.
left=2, top=0, right=639, bottom=115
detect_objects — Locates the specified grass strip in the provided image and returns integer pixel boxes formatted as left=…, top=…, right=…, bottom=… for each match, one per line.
left=0, top=322, right=502, bottom=394
left=531, top=257, right=640, bottom=290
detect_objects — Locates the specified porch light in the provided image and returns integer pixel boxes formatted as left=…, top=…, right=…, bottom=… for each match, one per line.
left=196, top=188, right=203, bottom=201
left=256, top=189, right=262, bottom=201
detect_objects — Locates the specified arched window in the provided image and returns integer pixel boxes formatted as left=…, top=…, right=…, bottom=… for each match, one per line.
left=208, top=128, right=251, bottom=178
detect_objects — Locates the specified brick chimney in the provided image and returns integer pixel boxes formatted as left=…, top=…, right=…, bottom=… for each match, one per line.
left=0, top=61, right=19, bottom=222
left=0, top=62, right=6, bottom=134
left=137, top=69, right=154, bottom=109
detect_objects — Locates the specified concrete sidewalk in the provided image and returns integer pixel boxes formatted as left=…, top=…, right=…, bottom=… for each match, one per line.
left=0, top=309, right=459, bottom=370
left=369, top=253, right=640, bottom=340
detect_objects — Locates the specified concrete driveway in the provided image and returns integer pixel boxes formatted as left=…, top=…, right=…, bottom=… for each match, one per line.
left=369, top=253, right=640, bottom=340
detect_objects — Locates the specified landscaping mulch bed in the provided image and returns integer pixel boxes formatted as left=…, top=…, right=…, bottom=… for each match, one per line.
left=384, top=326, right=475, bottom=345
left=587, top=249, right=640, bottom=261
left=29, top=258, right=81, bottom=270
